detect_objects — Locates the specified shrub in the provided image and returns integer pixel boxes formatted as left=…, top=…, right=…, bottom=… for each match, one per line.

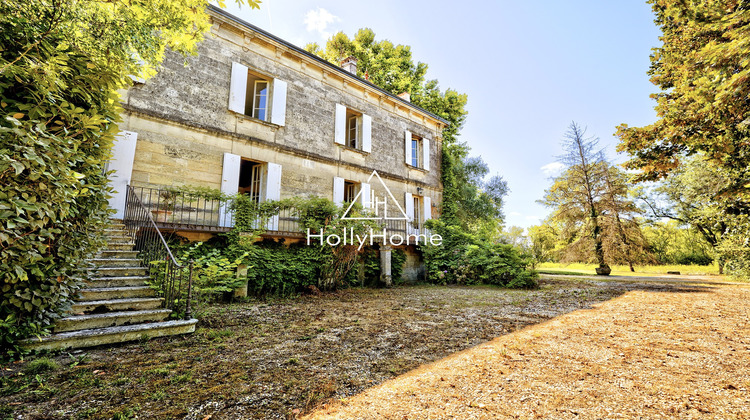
left=422, top=220, right=538, bottom=289
left=1, top=28, right=114, bottom=359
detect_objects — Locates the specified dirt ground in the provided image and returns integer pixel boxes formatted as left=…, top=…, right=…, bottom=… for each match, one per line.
left=306, top=277, right=750, bottom=419
left=1, top=276, right=746, bottom=419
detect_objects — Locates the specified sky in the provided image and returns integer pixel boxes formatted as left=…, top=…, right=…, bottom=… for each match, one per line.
left=223, top=0, right=662, bottom=230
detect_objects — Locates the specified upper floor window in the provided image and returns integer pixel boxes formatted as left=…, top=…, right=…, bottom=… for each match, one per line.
left=404, top=130, right=430, bottom=171
left=411, top=135, right=421, bottom=167
left=335, top=104, right=372, bottom=153
left=228, top=62, right=288, bottom=126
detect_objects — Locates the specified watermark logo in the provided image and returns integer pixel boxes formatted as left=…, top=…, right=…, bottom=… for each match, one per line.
left=306, top=170, right=442, bottom=249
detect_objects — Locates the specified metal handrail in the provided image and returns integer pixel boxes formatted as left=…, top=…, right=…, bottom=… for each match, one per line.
left=123, top=185, right=193, bottom=319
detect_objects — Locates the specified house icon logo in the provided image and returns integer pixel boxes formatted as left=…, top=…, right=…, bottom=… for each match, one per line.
left=341, top=170, right=409, bottom=221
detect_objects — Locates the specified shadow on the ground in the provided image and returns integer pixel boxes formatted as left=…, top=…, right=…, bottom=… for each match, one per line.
left=1, top=277, right=736, bottom=419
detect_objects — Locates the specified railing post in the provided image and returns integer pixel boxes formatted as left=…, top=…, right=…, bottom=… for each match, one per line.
left=185, top=261, right=193, bottom=320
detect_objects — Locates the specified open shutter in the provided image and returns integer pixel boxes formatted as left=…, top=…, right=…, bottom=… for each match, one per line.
left=228, top=62, right=248, bottom=114
left=423, top=138, right=431, bottom=171
left=362, top=114, right=372, bottom=153
left=404, top=192, right=414, bottom=235
left=333, top=176, right=345, bottom=206
left=271, top=78, right=287, bottom=126
left=404, top=130, right=412, bottom=165
left=360, top=182, right=371, bottom=209
left=220, top=153, right=241, bottom=227
left=334, top=104, right=346, bottom=145
left=423, top=196, right=432, bottom=221
left=265, top=162, right=282, bottom=230
left=107, top=131, right=138, bottom=219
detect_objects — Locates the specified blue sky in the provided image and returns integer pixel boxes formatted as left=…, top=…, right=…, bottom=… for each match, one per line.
left=223, top=0, right=662, bottom=230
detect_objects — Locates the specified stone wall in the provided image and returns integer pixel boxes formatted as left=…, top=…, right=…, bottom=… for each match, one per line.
left=119, top=10, right=444, bottom=210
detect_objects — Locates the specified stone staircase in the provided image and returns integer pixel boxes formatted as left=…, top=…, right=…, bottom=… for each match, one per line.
left=23, top=221, right=197, bottom=351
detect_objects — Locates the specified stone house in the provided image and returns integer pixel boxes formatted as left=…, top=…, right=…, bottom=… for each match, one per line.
left=107, top=6, right=447, bottom=283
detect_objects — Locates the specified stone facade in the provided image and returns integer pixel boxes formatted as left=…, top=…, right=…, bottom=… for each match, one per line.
left=111, top=6, right=446, bottom=282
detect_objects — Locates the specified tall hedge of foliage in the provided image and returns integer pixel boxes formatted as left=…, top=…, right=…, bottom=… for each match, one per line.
left=0, top=9, right=117, bottom=357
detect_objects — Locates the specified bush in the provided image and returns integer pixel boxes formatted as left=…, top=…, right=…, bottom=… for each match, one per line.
left=422, top=220, right=538, bottom=289
left=1, top=28, right=114, bottom=359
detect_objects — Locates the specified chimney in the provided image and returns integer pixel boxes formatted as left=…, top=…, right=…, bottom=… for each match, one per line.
left=340, top=56, right=357, bottom=75
left=398, top=92, right=411, bottom=103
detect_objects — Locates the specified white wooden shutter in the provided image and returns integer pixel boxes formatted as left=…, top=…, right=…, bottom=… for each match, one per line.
left=271, top=78, right=287, bottom=126
left=404, top=130, right=412, bottom=165
left=423, top=196, right=432, bottom=221
left=334, top=104, right=346, bottom=145
left=333, top=176, right=345, bottom=206
left=265, top=162, right=282, bottom=200
left=228, top=62, right=248, bottom=114
left=404, top=192, right=414, bottom=235
left=423, top=138, right=431, bottom=171
left=265, top=162, right=282, bottom=230
left=107, top=131, right=138, bottom=219
left=360, top=182, right=371, bottom=209
left=362, top=114, right=372, bottom=153
left=220, top=153, right=241, bottom=227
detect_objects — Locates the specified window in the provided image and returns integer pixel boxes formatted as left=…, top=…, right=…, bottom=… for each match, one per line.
left=411, top=135, right=421, bottom=167
left=228, top=62, right=288, bottom=126
left=404, top=192, right=432, bottom=236
left=249, top=78, right=269, bottom=121
left=412, top=195, right=422, bottom=229
left=238, top=159, right=263, bottom=203
left=347, top=112, right=361, bottom=149
left=334, top=177, right=371, bottom=208
left=344, top=180, right=357, bottom=203
left=335, top=104, right=372, bottom=153
left=222, top=153, right=283, bottom=230
left=404, top=130, right=431, bottom=171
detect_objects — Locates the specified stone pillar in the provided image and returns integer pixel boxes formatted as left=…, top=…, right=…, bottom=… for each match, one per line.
left=234, top=264, right=249, bottom=299
left=380, top=244, right=392, bottom=287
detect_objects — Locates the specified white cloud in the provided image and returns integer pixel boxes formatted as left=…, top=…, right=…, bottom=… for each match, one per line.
left=509, top=211, right=522, bottom=217
left=541, top=162, right=565, bottom=177
left=304, top=8, right=339, bottom=40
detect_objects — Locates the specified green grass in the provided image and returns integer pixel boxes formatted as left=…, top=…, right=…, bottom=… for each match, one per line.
left=537, top=262, right=723, bottom=277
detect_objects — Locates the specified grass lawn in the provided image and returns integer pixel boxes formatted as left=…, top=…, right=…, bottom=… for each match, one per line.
left=1, top=280, right=664, bottom=420
left=537, top=262, right=723, bottom=277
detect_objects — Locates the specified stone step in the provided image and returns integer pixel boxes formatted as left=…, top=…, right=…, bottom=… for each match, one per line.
left=72, top=297, right=164, bottom=313
left=54, top=309, right=173, bottom=333
left=89, top=258, right=142, bottom=268
left=22, top=319, right=198, bottom=351
left=85, top=276, right=151, bottom=288
left=78, top=286, right=155, bottom=301
left=90, top=266, right=148, bottom=277
left=97, top=250, right=139, bottom=259
left=105, top=236, right=133, bottom=243
left=104, top=243, right=136, bottom=251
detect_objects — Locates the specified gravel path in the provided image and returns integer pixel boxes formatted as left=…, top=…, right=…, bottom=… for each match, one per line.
left=306, top=276, right=750, bottom=419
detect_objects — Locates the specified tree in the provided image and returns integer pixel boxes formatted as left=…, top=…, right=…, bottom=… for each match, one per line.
left=305, top=29, right=427, bottom=100
left=0, top=0, right=258, bottom=356
left=541, top=122, right=611, bottom=274
left=616, top=1, right=750, bottom=198
left=636, top=155, right=730, bottom=272
left=600, top=165, right=654, bottom=271
left=616, top=1, right=750, bottom=279
left=541, top=123, right=654, bottom=273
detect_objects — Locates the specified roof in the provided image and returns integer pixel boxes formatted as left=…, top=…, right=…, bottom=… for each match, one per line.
left=207, top=5, right=449, bottom=126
